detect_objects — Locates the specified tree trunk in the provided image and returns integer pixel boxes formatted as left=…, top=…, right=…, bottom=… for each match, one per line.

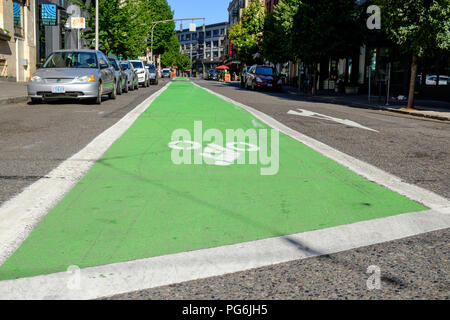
left=407, top=54, right=418, bottom=109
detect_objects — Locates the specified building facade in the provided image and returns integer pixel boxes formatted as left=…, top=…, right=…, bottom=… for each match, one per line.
left=0, top=0, right=84, bottom=82
left=176, top=22, right=227, bottom=76
left=224, top=0, right=249, bottom=62
left=0, top=0, right=36, bottom=82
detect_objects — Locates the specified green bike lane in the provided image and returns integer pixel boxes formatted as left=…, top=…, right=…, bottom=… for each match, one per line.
left=0, top=81, right=426, bottom=280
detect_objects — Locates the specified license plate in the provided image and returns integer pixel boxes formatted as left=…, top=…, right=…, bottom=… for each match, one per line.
left=267, top=84, right=272, bottom=87
left=52, top=86, right=65, bottom=93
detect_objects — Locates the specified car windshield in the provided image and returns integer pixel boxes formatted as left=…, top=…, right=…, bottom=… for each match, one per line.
left=110, top=60, right=120, bottom=71
left=209, top=70, right=217, bottom=74
left=255, top=67, right=274, bottom=75
left=147, top=65, right=156, bottom=72
left=131, top=61, right=143, bottom=69
left=43, top=52, right=98, bottom=68
left=163, top=70, right=170, bottom=74
left=120, top=62, right=129, bottom=70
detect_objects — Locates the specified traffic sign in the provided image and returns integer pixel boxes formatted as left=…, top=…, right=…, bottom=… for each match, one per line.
left=71, top=17, right=85, bottom=29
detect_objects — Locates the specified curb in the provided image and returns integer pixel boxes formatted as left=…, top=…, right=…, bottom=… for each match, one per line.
left=285, top=90, right=449, bottom=122
left=0, top=96, right=28, bottom=106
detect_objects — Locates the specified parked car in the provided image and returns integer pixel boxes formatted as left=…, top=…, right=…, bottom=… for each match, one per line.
left=109, top=58, right=127, bottom=95
left=28, top=49, right=116, bottom=104
left=145, top=64, right=158, bottom=85
left=425, top=75, right=449, bottom=85
left=240, top=66, right=252, bottom=88
left=119, top=60, right=139, bottom=91
left=244, top=65, right=282, bottom=91
left=130, top=60, right=150, bottom=87
left=161, top=68, right=171, bottom=78
left=207, top=69, right=219, bottom=81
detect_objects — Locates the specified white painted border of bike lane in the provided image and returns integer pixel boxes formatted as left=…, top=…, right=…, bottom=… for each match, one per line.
left=0, top=80, right=448, bottom=300
left=0, top=82, right=172, bottom=266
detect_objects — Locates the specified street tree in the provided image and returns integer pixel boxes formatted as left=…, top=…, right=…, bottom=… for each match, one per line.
left=161, top=35, right=180, bottom=67
left=76, top=0, right=146, bottom=57
left=376, top=0, right=450, bottom=108
left=139, top=0, right=176, bottom=55
left=262, top=0, right=301, bottom=65
left=176, top=53, right=192, bottom=72
left=76, top=0, right=176, bottom=59
left=228, top=0, right=266, bottom=65
left=292, top=0, right=365, bottom=95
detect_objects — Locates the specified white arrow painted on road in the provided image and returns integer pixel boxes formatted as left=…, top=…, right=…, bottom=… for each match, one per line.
left=287, top=109, right=379, bottom=132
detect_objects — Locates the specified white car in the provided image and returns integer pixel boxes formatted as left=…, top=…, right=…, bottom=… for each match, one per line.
left=426, top=75, right=449, bottom=85
left=130, top=60, right=150, bottom=87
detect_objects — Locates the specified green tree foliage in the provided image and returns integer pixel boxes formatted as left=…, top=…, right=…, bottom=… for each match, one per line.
left=263, top=0, right=301, bottom=64
left=160, top=35, right=180, bottom=67
left=292, top=0, right=365, bottom=65
left=176, top=53, right=192, bottom=71
left=292, top=0, right=365, bottom=94
left=139, top=0, right=176, bottom=55
left=377, top=0, right=450, bottom=107
left=228, top=0, right=266, bottom=64
left=77, top=0, right=175, bottom=58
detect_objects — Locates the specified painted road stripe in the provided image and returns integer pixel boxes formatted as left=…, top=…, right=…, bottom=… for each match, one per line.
left=193, top=82, right=449, bottom=213
left=287, top=109, right=379, bottom=132
left=0, top=82, right=171, bottom=266
left=0, top=209, right=448, bottom=299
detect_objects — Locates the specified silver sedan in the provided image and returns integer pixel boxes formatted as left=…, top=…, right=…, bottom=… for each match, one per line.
left=28, top=49, right=116, bottom=104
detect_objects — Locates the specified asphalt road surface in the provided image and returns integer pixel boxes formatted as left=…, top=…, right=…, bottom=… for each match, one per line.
left=0, top=78, right=448, bottom=299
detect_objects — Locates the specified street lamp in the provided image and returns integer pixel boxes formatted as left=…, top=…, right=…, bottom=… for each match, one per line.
left=149, top=18, right=205, bottom=71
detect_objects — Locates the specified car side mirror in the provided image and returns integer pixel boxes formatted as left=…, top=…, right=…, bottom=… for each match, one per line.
left=100, top=63, right=109, bottom=69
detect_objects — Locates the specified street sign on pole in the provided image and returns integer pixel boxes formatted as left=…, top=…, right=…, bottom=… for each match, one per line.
left=70, top=17, right=85, bottom=29
left=189, top=23, right=196, bottom=32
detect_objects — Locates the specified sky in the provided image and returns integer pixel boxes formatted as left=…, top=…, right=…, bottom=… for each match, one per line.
left=167, top=0, right=229, bottom=30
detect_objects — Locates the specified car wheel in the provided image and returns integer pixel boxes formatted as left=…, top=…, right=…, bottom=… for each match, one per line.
left=109, top=80, right=117, bottom=99
left=117, top=79, right=122, bottom=95
left=123, top=78, right=129, bottom=93
left=95, top=83, right=102, bottom=104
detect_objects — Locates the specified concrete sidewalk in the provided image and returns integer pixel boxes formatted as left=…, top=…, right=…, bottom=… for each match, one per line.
left=0, top=81, right=28, bottom=105
left=284, top=87, right=450, bottom=121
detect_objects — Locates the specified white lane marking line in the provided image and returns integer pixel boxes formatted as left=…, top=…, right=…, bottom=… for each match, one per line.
left=0, top=83, right=171, bottom=266
left=0, top=209, right=448, bottom=300
left=288, top=108, right=379, bottom=132
left=193, top=82, right=450, bottom=212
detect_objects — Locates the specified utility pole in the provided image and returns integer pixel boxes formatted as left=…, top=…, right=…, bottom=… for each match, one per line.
left=95, top=0, right=99, bottom=50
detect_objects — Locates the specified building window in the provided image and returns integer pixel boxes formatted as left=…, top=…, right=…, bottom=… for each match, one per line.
left=206, top=31, right=211, bottom=38
left=220, top=28, right=225, bottom=35
left=192, top=33, right=197, bottom=40
left=13, top=1, right=24, bottom=37
left=13, top=2, right=22, bottom=26
left=186, top=34, right=190, bottom=41
left=213, top=40, right=219, bottom=48
left=213, top=29, right=219, bottom=37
